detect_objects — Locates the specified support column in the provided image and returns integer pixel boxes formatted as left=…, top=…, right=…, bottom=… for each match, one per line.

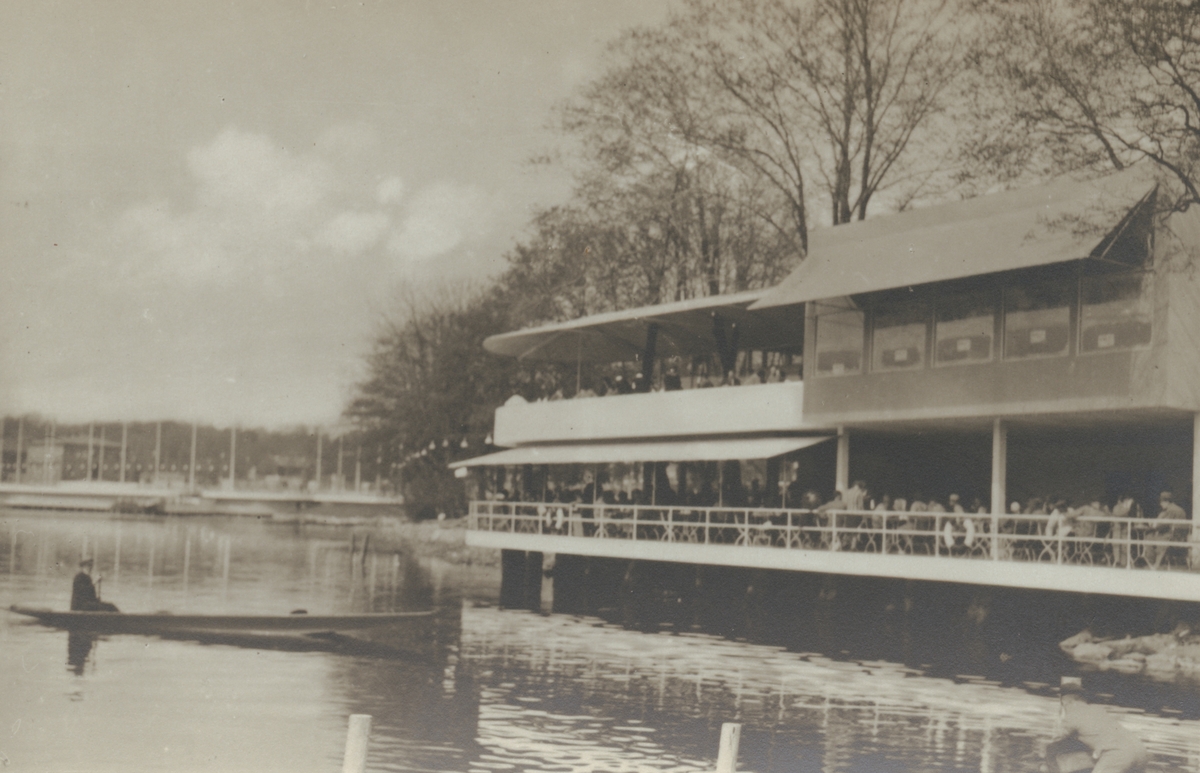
left=991, top=418, right=1007, bottom=561
left=835, top=425, right=850, bottom=494
left=991, top=418, right=1007, bottom=515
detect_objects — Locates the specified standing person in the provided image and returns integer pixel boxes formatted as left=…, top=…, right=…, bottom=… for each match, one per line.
left=1055, top=679, right=1147, bottom=773
left=70, top=559, right=118, bottom=612
left=845, top=479, right=867, bottom=511
left=1145, top=491, right=1187, bottom=568
left=1111, top=494, right=1140, bottom=567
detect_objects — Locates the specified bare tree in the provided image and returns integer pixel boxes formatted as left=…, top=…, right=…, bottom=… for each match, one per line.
left=966, top=0, right=1200, bottom=210
left=670, top=0, right=962, bottom=240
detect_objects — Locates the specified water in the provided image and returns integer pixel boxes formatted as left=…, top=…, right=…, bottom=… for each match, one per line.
left=1, top=510, right=1198, bottom=772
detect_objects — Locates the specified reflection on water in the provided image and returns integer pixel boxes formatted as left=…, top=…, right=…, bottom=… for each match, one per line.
left=1, top=510, right=1199, bottom=772
left=457, top=606, right=1200, bottom=773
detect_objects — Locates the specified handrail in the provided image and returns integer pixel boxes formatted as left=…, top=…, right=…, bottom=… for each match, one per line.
left=467, top=501, right=1198, bottom=571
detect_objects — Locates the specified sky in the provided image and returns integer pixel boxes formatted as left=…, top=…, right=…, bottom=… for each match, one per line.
left=0, top=0, right=672, bottom=428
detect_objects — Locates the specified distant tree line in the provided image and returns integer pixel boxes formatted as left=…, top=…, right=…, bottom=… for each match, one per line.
left=347, top=0, right=1200, bottom=518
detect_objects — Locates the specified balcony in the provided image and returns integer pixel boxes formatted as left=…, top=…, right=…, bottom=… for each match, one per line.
left=492, top=381, right=811, bottom=447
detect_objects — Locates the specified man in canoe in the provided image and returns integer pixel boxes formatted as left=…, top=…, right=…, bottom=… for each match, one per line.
left=70, top=559, right=119, bottom=612
left=1054, top=678, right=1147, bottom=773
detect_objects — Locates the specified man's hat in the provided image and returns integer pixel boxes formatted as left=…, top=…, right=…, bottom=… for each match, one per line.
left=1059, top=676, right=1085, bottom=696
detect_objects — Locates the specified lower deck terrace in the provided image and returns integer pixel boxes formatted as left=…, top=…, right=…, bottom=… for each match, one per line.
left=466, top=500, right=1200, bottom=603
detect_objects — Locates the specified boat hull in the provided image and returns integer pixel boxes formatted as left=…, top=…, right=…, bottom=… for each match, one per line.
left=7, top=605, right=431, bottom=634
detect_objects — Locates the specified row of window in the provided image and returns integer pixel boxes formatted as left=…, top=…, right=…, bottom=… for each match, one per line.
left=813, top=273, right=1153, bottom=377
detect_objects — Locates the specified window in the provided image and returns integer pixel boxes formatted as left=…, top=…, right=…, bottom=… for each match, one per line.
left=1004, top=282, right=1072, bottom=359
left=814, top=301, right=865, bottom=376
left=872, top=302, right=928, bottom=371
left=1080, top=273, right=1152, bottom=352
left=936, top=291, right=995, bottom=365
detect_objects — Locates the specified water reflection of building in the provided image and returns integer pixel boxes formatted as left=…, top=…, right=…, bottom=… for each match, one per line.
left=457, top=604, right=1200, bottom=773
left=457, top=168, right=1200, bottom=608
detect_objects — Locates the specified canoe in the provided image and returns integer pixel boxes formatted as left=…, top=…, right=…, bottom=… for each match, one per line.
left=7, top=605, right=432, bottom=634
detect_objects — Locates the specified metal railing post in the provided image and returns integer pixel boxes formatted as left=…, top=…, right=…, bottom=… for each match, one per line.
left=990, top=512, right=1000, bottom=560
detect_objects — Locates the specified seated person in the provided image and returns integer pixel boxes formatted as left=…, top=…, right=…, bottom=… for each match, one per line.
left=71, top=559, right=119, bottom=612
left=663, top=367, right=683, bottom=391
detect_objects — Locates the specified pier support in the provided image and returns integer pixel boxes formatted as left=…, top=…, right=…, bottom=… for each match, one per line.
left=500, top=549, right=543, bottom=611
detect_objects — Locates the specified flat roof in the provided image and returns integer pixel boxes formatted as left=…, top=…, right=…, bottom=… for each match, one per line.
left=752, top=167, right=1158, bottom=310
left=483, top=289, right=804, bottom=363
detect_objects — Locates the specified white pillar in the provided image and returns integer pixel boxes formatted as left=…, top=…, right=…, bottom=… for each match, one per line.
left=991, top=418, right=1007, bottom=516
left=835, top=425, right=850, bottom=493
left=991, top=418, right=1007, bottom=561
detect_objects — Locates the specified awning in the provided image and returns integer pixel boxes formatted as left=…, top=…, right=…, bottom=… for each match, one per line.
left=752, top=167, right=1159, bottom=310
left=449, top=436, right=832, bottom=468
left=483, top=289, right=804, bottom=363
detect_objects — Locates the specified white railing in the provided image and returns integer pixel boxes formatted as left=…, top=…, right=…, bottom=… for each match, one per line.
left=469, top=501, right=1199, bottom=571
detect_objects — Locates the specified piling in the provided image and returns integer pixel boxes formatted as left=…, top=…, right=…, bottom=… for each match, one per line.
left=715, top=722, right=741, bottom=773
left=341, top=713, right=372, bottom=773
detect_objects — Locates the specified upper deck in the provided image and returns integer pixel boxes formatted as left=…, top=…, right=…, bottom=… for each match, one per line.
left=493, top=380, right=812, bottom=446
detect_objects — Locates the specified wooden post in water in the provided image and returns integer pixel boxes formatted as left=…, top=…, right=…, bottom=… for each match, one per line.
left=715, top=722, right=741, bottom=773
left=341, top=714, right=372, bottom=773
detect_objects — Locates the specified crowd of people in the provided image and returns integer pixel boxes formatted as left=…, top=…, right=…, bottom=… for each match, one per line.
left=484, top=474, right=1197, bottom=568
left=536, top=357, right=800, bottom=401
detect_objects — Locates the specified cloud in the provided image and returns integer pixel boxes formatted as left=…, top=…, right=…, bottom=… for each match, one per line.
left=387, top=181, right=486, bottom=262
left=376, top=176, right=405, bottom=206
left=318, top=210, right=390, bottom=255
left=3, top=125, right=504, bottom=426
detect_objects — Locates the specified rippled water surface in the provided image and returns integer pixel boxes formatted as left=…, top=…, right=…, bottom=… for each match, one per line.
left=1, top=510, right=1198, bottom=772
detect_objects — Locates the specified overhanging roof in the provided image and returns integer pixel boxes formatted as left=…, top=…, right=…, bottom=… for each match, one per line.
left=449, top=436, right=831, bottom=468
left=752, top=167, right=1159, bottom=310
left=484, top=289, right=804, bottom=363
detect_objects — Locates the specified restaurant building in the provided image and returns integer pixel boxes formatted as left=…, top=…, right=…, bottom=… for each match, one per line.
left=454, top=167, right=1200, bottom=608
